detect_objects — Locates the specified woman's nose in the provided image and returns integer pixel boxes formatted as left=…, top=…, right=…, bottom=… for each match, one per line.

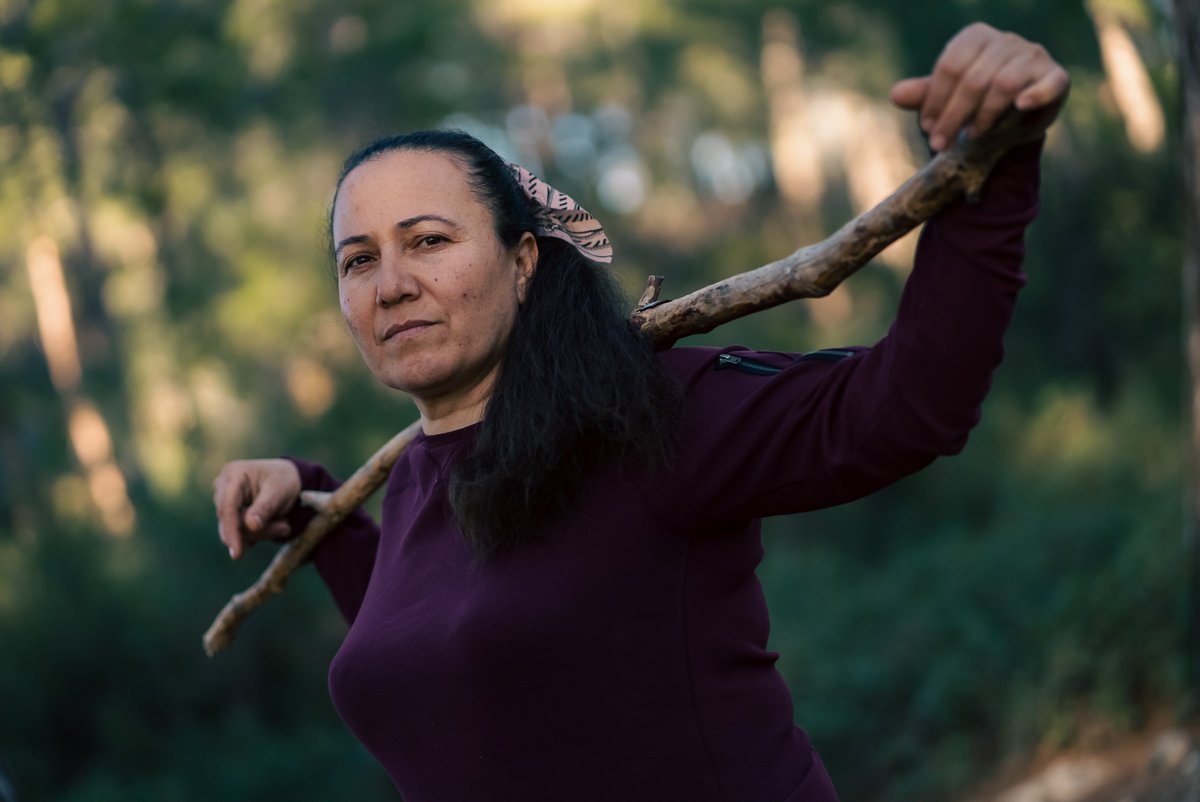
left=376, top=253, right=420, bottom=307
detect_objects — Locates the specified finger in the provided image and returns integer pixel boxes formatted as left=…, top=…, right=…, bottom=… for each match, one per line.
left=243, top=519, right=291, bottom=545
left=968, top=85, right=1018, bottom=139
left=1015, top=64, right=1070, bottom=110
left=214, top=471, right=250, bottom=559
left=921, top=24, right=992, bottom=140
left=243, top=468, right=298, bottom=533
left=968, top=51, right=1037, bottom=137
left=889, top=76, right=930, bottom=110
left=260, top=520, right=293, bottom=542
left=929, top=35, right=1014, bottom=150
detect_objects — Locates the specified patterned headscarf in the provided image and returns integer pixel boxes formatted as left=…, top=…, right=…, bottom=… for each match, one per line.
left=508, top=164, right=613, bottom=264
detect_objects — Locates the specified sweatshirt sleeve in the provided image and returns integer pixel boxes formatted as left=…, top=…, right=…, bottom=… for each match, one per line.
left=284, top=458, right=380, bottom=624
left=649, top=139, right=1042, bottom=531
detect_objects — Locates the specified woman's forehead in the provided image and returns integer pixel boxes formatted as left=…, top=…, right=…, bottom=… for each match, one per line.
left=334, top=149, right=483, bottom=232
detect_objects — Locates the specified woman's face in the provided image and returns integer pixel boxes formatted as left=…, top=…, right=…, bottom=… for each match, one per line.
left=332, top=149, right=536, bottom=426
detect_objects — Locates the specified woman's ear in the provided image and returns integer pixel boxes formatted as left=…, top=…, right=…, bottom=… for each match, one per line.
left=515, top=232, right=538, bottom=304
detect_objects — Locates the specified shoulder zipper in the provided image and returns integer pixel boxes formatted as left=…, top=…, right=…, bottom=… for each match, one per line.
left=798, top=348, right=857, bottom=362
left=715, top=353, right=784, bottom=376
left=715, top=348, right=857, bottom=376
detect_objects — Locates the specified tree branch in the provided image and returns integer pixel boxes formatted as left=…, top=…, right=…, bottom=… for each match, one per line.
left=203, top=108, right=1049, bottom=655
left=632, top=108, right=1052, bottom=346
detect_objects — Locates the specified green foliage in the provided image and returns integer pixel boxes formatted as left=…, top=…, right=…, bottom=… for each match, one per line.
left=762, top=383, right=1185, bottom=800
left=0, top=0, right=1184, bottom=800
left=0, top=503, right=394, bottom=800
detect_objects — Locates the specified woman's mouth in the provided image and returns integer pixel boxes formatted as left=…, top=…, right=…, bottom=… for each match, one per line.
left=382, top=320, right=435, bottom=341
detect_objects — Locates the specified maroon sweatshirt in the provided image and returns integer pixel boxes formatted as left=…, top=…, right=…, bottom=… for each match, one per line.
left=290, top=141, right=1041, bottom=801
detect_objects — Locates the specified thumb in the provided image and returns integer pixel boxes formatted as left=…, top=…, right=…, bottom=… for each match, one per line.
left=243, top=475, right=296, bottom=533
left=890, top=76, right=930, bottom=110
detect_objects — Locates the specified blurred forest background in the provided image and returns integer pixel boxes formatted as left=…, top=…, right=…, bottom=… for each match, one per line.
left=0, top=0, right=1186, bottom=800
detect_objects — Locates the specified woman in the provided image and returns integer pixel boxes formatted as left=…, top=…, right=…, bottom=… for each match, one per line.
left=213, top=24, right=1068, bottom=802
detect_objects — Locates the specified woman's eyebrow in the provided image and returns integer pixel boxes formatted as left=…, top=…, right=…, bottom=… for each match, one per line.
left=396, top=214, right=460, bottom=230
left=334, top=234, right=371, bottom=256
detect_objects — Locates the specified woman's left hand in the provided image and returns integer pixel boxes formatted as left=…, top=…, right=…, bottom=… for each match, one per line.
left=890, top=23, right=1070, bottom=152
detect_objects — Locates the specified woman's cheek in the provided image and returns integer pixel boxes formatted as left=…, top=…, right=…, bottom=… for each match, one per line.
left=340, top=295, right=369, bottom=349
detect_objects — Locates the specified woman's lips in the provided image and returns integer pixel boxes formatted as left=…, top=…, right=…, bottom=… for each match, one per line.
left=382, top=320, right=435, bottom=341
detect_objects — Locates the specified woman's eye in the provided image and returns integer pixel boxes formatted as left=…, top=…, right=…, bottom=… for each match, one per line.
left=419, top=234, right=447, bottom=248
left=342, top=253, right=372, bottom=273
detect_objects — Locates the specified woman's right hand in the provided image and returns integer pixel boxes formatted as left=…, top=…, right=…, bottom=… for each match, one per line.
left=889, top=23, right=1069, bottom=152
left=212, top=458, right=302, bottom=560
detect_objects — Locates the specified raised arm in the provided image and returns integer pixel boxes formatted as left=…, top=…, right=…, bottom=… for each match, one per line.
left=647, top=26, right=1068, bottom=528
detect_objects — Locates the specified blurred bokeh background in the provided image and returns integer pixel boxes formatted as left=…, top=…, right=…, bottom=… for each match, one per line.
left=0, top=0, right=1186, bottom=799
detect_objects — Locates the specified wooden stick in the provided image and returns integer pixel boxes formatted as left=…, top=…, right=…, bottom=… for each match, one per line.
left=203, top=109, right=1048, bottom=655
left=633, top=108, right=1051, bottom=346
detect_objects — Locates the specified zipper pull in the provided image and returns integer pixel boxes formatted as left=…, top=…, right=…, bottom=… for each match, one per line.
left=715, top=353, right=785, bottom=376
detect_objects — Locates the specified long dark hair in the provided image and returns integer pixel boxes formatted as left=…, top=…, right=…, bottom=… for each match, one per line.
left=333, top=130, right=679, bottom=557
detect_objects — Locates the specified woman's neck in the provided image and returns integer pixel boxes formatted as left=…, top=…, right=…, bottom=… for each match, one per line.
left=414, top=382, right=493, bottom=435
